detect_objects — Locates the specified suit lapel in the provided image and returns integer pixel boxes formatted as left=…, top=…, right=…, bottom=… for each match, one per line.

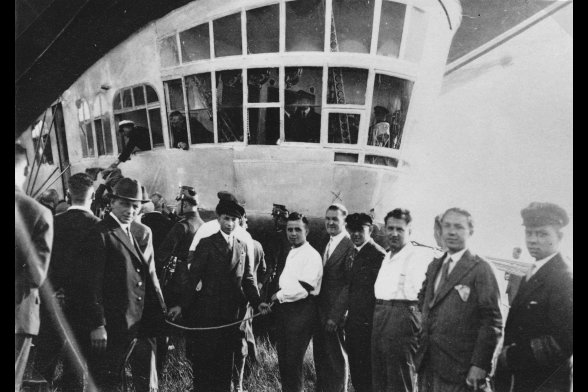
left=105, top=215, right=145, bottom=266
left=430, top=250, right=477, bottom=308
left=426, top=257, right=444, bottom=307
left=511, top=254, right=562, bottom=309
left=326, top=236, right=351, bottom=267
left=210, top=231, right=232, bottom=258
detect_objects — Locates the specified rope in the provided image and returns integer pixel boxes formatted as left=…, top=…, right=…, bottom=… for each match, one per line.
left=165, top=302, right=275, bottom=331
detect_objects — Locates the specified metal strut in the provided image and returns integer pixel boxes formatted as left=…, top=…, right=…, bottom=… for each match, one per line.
left=329, top=14, right=351, bottom=144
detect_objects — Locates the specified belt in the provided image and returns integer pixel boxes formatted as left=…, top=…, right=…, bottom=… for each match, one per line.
left=375, top=299, right=418, bottom=306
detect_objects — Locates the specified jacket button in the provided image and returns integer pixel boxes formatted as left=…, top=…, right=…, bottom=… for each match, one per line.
left=137, top=296, right=142, bottom=301
left=137, top=282, right=143, bottom=287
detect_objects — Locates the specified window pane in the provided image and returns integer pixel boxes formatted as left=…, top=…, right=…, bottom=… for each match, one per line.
left=334, top=152, right=358, bottom=162
left=377, top=1, right=406, bottom=58
left=365, top=155, right=398, bottom=167
left=160, top=35, right=180, bottom=67
left=85, top=122, right=95, bottom=156
left=180, top=23, right=210, bottom=62
left=247, top=5, right=279, bottom=54
left=146, top=85, right=159, bottom=103
left=164, top=79, right=185, bottom=111
left=331, top=0, right=374, bottom=53
left=33, top=134, right=54, bottom=164
left=79, top=126, right=89, bottom=157
left=327, top=67, right=368, bottom=105
left=285, top=67, right=322, bottom=143
left=185, top=73, right=214, bottom=144
left=94, top=119, right=106, bottom=156
left=122, top=89, right=133, bottom=108
left=214, top=13, right=242, bottom=57
left=149, top=109, right=164, bottom=147
left=165, top=79, right=188, bottom=148
left=216, top=70, right=243, bottom=142
left=404, top=7, right=427, bottom=62
left=133, top=86, right=145, bottom=106
left=113, top=93, right=122, bottom=110
left=103, top=116, right=113, bottom=154
left=368, top=74, right=414, bottom=149
left=248, top=108, right=280, bottom=145
left=248, top=68, right=279, bottom=103
left=328, top=113, right=359, bottom=144
left=286, top=0, right=325, bottom=52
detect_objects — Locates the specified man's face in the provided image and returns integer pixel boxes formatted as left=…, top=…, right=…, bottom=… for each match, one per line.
left=325, top=209, right=345, bottom=237
left=151, top=195, right=162, bottom=207
left=170, top=115, right=185, bottom=129
left=386, top=217, right=410, bottom=252
left=347, top=225, right=372, bottom=247
left=218, top=214, right=239, bottom=235
left=441, top=211, right=472, bottom=253
left=525, top=224, right=562, bottom=260
left=287, top=219, right=308, bottom=247
left=121, top=125, right=133, bottom=137
left=111, top=198, right=142, bottom=224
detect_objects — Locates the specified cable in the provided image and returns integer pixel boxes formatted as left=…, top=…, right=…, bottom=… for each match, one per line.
left=437, top=0, right=453, bottom=30
left=165, top=302, right=274, bottom=331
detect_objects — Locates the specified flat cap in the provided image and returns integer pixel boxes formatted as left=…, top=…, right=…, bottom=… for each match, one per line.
left=178, top=185, right=197, bottom=205
left=272, top=203, right=289, bottom=218
left=521, top=202, right=569, bottom=227
left=217, top=191, right=239, bottom=204
left=346, top=213, right=373, bottom=229
left=216, top=199, right=245, bottom=218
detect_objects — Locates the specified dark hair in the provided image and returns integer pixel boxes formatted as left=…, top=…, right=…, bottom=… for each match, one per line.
left=441, top=207, right=474, bottom=230
left=68, top=173, right=95, bottom=201
left=384, top=208, right=412, bottom=225
left=15, top=143, right=28, bottom=165
left=170, top=110, right=184, bottom=118
left=326, top=203, right=348, bottom=216
left=288, top=211, right=309, bottom=226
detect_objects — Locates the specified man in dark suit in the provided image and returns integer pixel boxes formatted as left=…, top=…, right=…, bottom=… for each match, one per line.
left=314, top=203, right=353, bottom=392
left=35, top=172, right=99, bottom=390
left=168, top=198, right=271, bottom=392
left=113, top=120, right=152, bottom=165
left=344, top=213, right=386, bottom=392
left=496, top=202, right=573, bottom=392
left=78, top=177, right=166, bottom=392
left=15, top=143, right=53, bottom=391
left=416, top=207, right=503, bottom=392
left=287, top=94, right=321, bottom=143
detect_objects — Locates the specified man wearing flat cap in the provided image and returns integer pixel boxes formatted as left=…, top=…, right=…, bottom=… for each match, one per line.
left=173, top=197, right=271, bottom=392
left=496, top=202, right=573, bottom=392
left=343, top=213, right=386, bottom=392
left=77, top=177, right=166, bottom=391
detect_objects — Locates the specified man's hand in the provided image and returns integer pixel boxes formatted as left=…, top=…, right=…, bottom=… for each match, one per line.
left=90, top=326, right=107, bottom=352
left=258, top=302, right=272, bottom=315
left=466, top=365, right=487, bottom=390
left=325, top=319, right=337, bottom=333
left=177, top=142, right=188, bottom=150
left=167, top=306, right=182, bottom=321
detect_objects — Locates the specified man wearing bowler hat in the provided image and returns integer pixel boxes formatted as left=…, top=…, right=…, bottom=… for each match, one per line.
left=77, top=177, right=166, bottom=392
left=496, top=202, right=573, bottom=392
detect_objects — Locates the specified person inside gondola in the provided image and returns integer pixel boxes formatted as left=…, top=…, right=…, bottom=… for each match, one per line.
left=112, top=120, right=152, bottom=166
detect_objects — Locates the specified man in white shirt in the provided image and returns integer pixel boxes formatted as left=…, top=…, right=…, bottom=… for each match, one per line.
left=271, top=212, right=323, bottom=392
left=372, top=208, right=437, bottom=392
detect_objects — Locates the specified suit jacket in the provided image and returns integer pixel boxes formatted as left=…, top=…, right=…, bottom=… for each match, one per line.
left=317, top=235, right=354, bottom=328
left=141, top=212, right=174, bottom=252
left=15, top=186, right=53, bottom=335
left=181, top=231, right=261, bottom=326
left=415, top=250, right=503, bottom=384
left=78, top=215, right=165, bottom=339
left=503, top=253, right=573, bottom=391
left=345, top=240, right=386, bottom=329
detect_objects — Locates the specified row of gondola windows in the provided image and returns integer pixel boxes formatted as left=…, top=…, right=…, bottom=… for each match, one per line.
left=160, top=0, right=426, bottom=67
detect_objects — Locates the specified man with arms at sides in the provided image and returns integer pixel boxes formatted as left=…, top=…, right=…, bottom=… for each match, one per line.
left=416, top=208, right=503, bottom=392
left=35, top=173, right=99, bottom=390
left=496, top=202, right=572, bottom=392
left=344, top=213, right=386, bottom=392
left=78, top=177, right=166, bottom=392
left=168, top=198, right=271, bottom=392
left=371, top=208, right=438, bottom=392
left=15, top=143, right=53, bottom=391
left=271, top=212, right=323, bottom=392
left=314, top=204, right=354, bottom=392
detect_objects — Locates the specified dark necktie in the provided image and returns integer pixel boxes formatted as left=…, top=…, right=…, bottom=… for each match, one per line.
left=435, top=259, right=451, bottom=293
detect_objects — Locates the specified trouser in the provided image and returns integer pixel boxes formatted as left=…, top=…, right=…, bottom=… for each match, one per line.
left=15, top=333, right=33, bottom=392
left=371, top=300, right=420, bottom=392
left=345, top=321, right=373, bottom=392
left=418, top=365, right=470, bottom=392
left=276, top=296, right=316, bottom=392
left=313, top=318, right=348, bottom=392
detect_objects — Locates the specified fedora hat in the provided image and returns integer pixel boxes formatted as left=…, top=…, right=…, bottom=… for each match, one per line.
left=112, top=177, right=150, bottom=203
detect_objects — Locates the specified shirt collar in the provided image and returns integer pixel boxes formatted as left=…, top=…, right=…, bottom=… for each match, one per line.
left=355, top=239, right=370, bottom=252
left=110, top=212, right=130, bottom=231
left=533, top=252, right=558, bottom=272
left=330, top=230, right=348, bottom=244
left=219, top=229, right=232, bottom=243
left=68, top=205, right=93, bottom=214
left=446, top=248, right=468, bottom=264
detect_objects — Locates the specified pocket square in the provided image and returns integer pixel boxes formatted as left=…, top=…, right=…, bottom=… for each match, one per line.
left=454, top=284, right=470, bottom=302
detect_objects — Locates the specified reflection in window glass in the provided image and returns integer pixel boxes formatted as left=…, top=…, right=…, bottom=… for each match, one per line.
left=214, top=13, right=242, bottom=57
left=328, top=113, right=359, bottom=144
left=365, top=155, right=398, bottom=167
left=146, top=85, right=159, bottom=103
left=164, top=79, right=189, bottom=148
left=404, top=7, right=428, bottom=62
left=94, top=119, right=105, bottom=156
left=180, top=23, right=210, bottom=62
left=149, top=109, right=164, bottom=147
left=285, top=67, right=322, bottom=143
left=122, top=89, right=133, bottom=108
left=286, top=0, right=325, bottom=52
left=113, top=93, right=122, bottom=110
left=185, top=73, right=214, bottom=144
left=334, top=152, right=358, bottom=162
left=247, top=5, right=279, bottom=54
left=216, top=70, right=243, bottom=142
left=133, top=86, right=145, bottom=106
left=160, top=35, right=180, bottom=67
left=103, top=116, right=113, bottom=154
left=248, top=108, right=280, bottom=145
left=377, top=1, right=406, bottom=58
left=85, top=122, right=95, bottom=156
left=331, top=0, right=374, bottom=53
left=327, top=67, right=368, bottom=105
left=248, top=68, right=279, bottom=103
left=368, top=74, right=414, bottom=149
left=165, top=80, right=185, bottom=111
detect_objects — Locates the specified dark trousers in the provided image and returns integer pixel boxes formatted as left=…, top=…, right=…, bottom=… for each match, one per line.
left=15, top=334, right=33, bottom=392
left=313, top=320, right=348, bottom=392
left=276, top=297, right=316, bottom=392
left=418, top=365, right=470, bottom=392
left=345, top=322, right=373, bottom=392
left=371, top=300, right=421, bottom=392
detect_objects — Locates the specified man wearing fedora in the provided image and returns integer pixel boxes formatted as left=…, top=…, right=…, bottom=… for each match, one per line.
left=77, top=177, right=166, bottom=392
left=496, top=202, right=573, bottom=392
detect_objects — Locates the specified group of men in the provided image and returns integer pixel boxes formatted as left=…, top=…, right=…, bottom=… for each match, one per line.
left=16, top=140, right=572, bottom=392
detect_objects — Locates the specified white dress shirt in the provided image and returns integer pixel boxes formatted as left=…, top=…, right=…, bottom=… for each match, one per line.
left=374, top=241, right=436, bottom=300
left=434, top=248, right=468, bottom=292
left=324, top=231, right=348, bottom=261
left=276, top=242, right=323, bottom=303
left=188, top=219, right=254, bottom=265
